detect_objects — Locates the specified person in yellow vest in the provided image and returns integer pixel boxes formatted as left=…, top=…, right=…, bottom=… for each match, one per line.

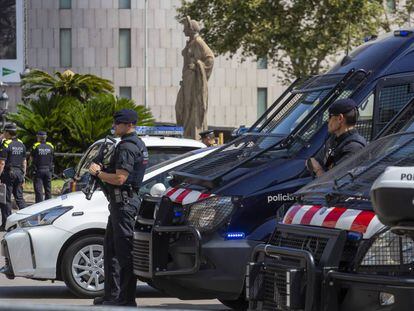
left=30, top=131, right=54, bottom=203
left=0, top=123, right=26, bottom=230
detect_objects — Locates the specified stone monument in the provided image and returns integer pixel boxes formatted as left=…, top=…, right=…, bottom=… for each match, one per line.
left=175, top=16, right=215, bottom=139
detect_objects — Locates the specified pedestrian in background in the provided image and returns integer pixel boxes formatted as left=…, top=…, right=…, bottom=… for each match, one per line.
left=199, top=129, right=217, bottom=147
left=89, top=109, right=148, bottom=306
left=0, top=123, right=26, bottom=230
left=31, top=131, right=54, bottom=203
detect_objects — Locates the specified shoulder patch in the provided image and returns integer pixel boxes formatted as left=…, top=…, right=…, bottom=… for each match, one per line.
left=33, top=142, right=41, bottom=149
left=3, top=139, right=11, bottom=148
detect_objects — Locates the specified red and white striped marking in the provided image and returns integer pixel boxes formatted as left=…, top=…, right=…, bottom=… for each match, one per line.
left=282, top=204, right=385, bottom=239
left=164, top=187, right=213, bottom=205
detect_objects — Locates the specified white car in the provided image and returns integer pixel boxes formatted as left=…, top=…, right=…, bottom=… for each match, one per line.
left=0, top=147, right=215, bottom=297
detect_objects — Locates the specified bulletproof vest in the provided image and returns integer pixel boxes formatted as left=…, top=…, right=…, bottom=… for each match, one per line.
left=325, top=129, right=367, bottom=169
left=109, top=133, right=148, bottom=189
left=32, top=142, right=54, bottom=170
left=3, top=138, right=26, bottom=170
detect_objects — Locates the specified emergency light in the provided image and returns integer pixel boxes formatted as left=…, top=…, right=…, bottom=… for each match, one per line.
left=135, top=126, right=184, bottom=137
left=225, top=232, right=246, bottom=240
left=394, top=30, right=413, bottom=37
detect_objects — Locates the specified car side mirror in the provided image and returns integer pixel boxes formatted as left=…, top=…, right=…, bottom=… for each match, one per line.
left=150, top=183, right=167, bottom=198
left=63, top=167, right=76, bottom=179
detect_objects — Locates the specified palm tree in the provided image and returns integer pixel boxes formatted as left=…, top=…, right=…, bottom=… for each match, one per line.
left=21, top=69, right=114, bottom=102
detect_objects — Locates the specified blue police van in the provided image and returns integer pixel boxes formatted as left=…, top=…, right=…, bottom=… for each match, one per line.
left=132, top=30, right=414, bottom=309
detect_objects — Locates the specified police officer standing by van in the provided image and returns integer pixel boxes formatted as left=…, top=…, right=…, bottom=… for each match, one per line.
left=0, top=123, right=26, bottom=230
left=199, top=129, right=217, bottom=147
left=88, top=109, right=148, bottom=306
left=31, top=131, right=54, bottom=203
left=307, top=98, right=367, bottom=177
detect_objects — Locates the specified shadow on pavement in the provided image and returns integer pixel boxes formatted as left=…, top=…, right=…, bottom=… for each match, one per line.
left=0, top=284, right=163, bottom=299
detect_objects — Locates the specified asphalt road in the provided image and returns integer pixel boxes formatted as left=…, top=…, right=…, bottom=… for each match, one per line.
left=0, top=232, right=230, bottom=310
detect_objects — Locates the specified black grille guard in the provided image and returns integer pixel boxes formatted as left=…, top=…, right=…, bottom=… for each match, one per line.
left=172, top=69, right=370, bottom=189
left=250, top=243, right=317, bottom=311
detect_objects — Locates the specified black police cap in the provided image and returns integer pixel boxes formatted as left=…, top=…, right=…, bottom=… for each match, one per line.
left=37, top=130, right=47, bottom=136
left=199, top=129, right=215, bottom=138
left=113, top=109, right=138, bottom=124
left=4, top=123, right=17, bottom=132
left=328, top=98, right=358, bottom=115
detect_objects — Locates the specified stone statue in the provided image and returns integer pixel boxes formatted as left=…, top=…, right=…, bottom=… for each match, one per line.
left=175, top=16, right=215, bottom=139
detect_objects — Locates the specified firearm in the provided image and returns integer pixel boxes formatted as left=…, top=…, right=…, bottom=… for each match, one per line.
left=82, top=136, right=116, bottom=200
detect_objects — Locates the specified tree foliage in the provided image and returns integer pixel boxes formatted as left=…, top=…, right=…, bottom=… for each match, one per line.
left=21, top=69, right=114, bottom=101
left=10, top=69, right=154, bottom=175
left=178, top=0, right=388, bottom=82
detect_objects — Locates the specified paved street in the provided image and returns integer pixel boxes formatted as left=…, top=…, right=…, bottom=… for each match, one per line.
left=0, top=233, right=229, bottom=310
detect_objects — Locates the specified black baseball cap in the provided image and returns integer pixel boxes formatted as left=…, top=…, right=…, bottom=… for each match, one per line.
left=113, top=109, right=138, bottom=124
left=4, top=123, right=17, bottom=132
left=199, top=129, right=215, bottom=138
left=328, top=98, right=358, bottom=115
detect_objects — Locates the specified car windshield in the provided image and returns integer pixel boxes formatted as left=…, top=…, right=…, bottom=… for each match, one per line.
left=145, top=148, right=210, bottom=174
left=296, top=132, right=414, bottom=207
left=147, top=147, right=201, bottom=167
left=251, top=74, right=345, bottom=134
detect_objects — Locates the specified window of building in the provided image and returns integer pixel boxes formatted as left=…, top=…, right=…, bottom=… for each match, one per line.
left=257, top=88, right=268, bottom=118
left=119, top=0, right=131, bottom=9
left=119, top=87, right=132, bottom=99
left=59, top=0, right=71, bottom=9
left=257, top=57, right=268, bottom=69
left=60, top=29, right=72, bottom=67
left=119, top=29, right=131, bottom=68
left=386, top=0, right=396, bottom=12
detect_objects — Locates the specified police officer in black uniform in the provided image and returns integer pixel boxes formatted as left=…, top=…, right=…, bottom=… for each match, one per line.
left=307, top=98, right=367, bottom=177
left=199, top=129, right=217, bottom=147
left=31, top=131, right=54, bottom=203
left=89, top=109, right=148, bottom=306
left=0, top=123, right=26, bottom=230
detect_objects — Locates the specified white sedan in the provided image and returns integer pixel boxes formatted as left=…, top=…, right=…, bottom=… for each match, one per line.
left=0, top=148, right=214, bottom=297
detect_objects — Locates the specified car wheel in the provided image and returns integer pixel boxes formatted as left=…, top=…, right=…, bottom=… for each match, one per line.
left=61, top=235, right=105, bottom=298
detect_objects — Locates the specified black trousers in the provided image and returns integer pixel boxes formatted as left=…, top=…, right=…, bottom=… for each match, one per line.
left=33, top=170, right=52, bottom=203
left=103, top=196, right=139, bottom=304
left=0, top=170, right=26, bottom=227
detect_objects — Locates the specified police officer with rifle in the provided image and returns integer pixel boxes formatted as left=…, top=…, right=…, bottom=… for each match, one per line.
left=88, top=109, right=148, bottom=306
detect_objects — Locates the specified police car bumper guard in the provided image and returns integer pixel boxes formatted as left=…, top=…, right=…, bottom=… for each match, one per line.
left=247, top=204, right=414, bottom=311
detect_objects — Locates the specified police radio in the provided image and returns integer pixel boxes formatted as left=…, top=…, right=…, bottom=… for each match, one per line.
left=82, top=136, right=116, bottom=200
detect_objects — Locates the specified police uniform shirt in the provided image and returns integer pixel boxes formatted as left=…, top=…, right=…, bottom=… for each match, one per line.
left=315, top=129, right=366, bottom=170
left=31, top=142, right=54, bottom=170
left=111, top=133, right=149, bottom=189
left=0, top=138, right=26, bottom=171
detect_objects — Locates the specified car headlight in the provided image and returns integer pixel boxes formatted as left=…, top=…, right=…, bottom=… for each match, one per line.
left=187, top=196, right=233, bottom=233
left=18, top=206, right=73, bottom=228
left=360, top=230, right=414, bottom=266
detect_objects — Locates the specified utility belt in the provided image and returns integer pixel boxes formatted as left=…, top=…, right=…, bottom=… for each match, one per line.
left=34, top=165, right=52, bottom=172
left=107, top=184, right=140, bottom=205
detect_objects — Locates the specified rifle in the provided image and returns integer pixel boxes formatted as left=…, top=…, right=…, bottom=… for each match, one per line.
left=82, top=136, right=116, bottom=200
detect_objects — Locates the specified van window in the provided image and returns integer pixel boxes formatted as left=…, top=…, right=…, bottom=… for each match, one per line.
left=355, top=93, right=374, bottom=141
left=376, top=83, right=414, bottom=133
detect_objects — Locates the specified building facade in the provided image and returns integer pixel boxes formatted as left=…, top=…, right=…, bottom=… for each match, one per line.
left=6, top=0, right=284, bottom=128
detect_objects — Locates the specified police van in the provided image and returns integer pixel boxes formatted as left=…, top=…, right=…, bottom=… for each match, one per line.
left=61, top=126, right=206, bottom=194
left=247, top=126, right=414, bottom=310
left=132, top=30, right=414, bottom=309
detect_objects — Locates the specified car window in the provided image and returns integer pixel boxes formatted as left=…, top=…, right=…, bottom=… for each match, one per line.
left=147, top=147, right=200, bottom=167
